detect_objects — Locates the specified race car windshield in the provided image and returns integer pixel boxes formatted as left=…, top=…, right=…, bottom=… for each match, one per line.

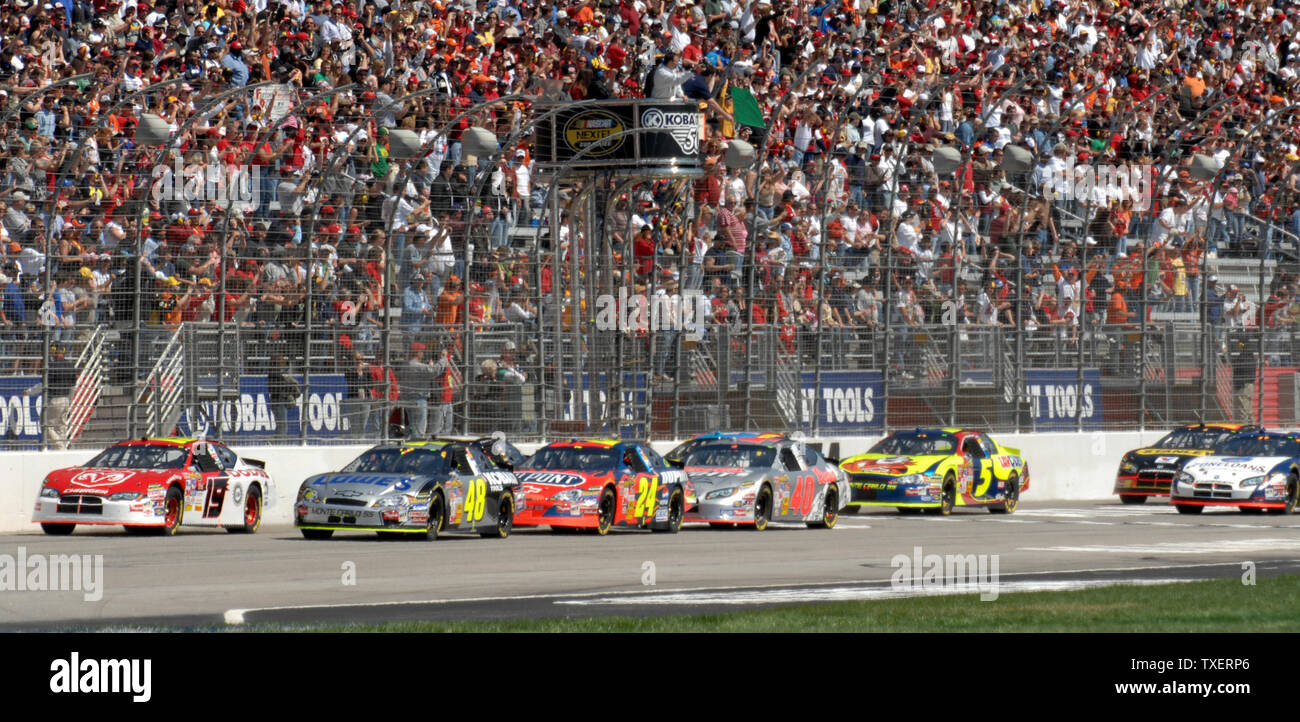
left=526, top=447, right=619, bottom=471
left=868, top=433, right=956, bottom=456
left=665, top=439, right=705, bottom=461
left=683, top=444, right=775, bottom=468
left=342, top=448, right=451, bottom=475
left=1213, top=436, right=1300, bottom=458
left=84, top=444, right=189, bottom=469
left=1155, top=428, right=1241, bottom=450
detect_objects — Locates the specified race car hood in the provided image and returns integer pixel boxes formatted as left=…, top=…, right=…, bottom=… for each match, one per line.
left=515, top=470, right=616, bottom=497
left=838, top=454, right=948, bottom=477
left=303, top=472, right=430, bottom=499
left=43, top=467, right=180, bottom=494
left=1123, top=447, right=1216, bottom=470
left=1181, top=456, right=1292, bottom=483
left=683, top=467, right=771, bottom=490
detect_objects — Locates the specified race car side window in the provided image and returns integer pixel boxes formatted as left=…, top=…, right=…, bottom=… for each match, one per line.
left=214, top=444, right=238, bottom=469
left=643, top=447, right=669, bottom=470
left=622, top=447, right=649, bottom=473
left=961, top=437, right=985, bottom=459
left=466, top=445, right=493, bottom=474
left=191, top=448, right=222, bottom=473
left=780, top=447, right=804, bottom=471
left=449, top=448, right=475, bottom=475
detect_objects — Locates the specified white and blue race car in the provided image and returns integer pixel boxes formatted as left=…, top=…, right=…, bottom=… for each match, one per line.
left=1170, top=431, right=1300, bottom=514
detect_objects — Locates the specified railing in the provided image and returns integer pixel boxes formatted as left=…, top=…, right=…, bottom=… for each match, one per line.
left=132, top=325, right=187, bottom=439
left=60, top=326, right=108, bottom=447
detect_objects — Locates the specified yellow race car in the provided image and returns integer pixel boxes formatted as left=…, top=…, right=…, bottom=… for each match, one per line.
left=838, top=429, right=1029, bottom=515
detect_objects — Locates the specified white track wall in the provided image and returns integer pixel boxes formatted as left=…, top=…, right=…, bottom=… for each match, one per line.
left=0, top=431, right=1172, bottom=533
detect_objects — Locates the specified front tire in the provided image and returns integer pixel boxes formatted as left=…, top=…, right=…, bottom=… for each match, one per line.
left=481, top=493, right=514, bottom=538
left=753, top=485, right=772, bottom=531
left=925, top=475, right=956, bottom=515
left=807, top=486, right=839, bottom=528
left=990, top=473, right=1019, bottom=514
left=161, top=486, right=183, bottom=535
left=1119, top=494, right=1147, bottom=505
left=228, top=485, right=261, bottom=533
left=422, top=491, right=446, bottom=540
left=1267, top=475, right=1299, bottom=515
left=594, top=486, right=616, bottom=536
left=651, top=488, right=684, bottom=533
left=1175, top=504, right=1204, bottom=515
left=41, top=523, right=74, bottom=535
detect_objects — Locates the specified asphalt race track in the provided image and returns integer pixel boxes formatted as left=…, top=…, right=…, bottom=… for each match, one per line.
left=1, top=500, right=1298, bottom=630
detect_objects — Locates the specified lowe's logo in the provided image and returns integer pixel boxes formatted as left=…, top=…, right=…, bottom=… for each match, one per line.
left=312, top=475, right=412, bottom=490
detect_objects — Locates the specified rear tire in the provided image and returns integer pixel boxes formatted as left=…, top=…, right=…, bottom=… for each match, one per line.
left=1119, top=494, right=1147, bottom=505
left=481, top=493, right=514, bottom=538
left=41, top=523, right=74, bottom=536
left=1175, top=504, right=1204, bottom=515
left=228, top=485, right=261, bottom=533
left=990, top=473, right=1019, bottom=514
left=807, top=486, right=839, bottom=528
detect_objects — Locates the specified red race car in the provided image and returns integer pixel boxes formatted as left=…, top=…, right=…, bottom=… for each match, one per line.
left=33, top=437, right=275, bottom=535
left=514, top=440, right=691, bottom=534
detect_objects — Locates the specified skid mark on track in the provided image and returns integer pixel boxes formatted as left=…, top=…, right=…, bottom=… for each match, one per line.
left=1022, top=538, right=1300, bottom=555
left=554, top=578, right=1198, bottom=607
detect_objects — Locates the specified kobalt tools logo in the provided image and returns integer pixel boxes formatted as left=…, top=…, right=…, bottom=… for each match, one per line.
left=50, top=653, right=151, bottom=703
left=641, top=108, right=699, bottom=155
left=0, top=547, right=103, bottom=601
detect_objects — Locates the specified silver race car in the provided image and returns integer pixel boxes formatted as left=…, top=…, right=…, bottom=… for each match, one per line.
left=295, top=437, right=523, bottom=539
left=682, top=437, right=848, bottom=529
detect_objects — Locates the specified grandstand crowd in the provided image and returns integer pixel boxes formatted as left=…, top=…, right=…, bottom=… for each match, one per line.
left=4, top=0, right=1300, bottom=435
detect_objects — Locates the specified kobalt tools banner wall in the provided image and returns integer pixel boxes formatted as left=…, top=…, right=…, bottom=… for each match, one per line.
left=175, top=375, right=349, bottom=440
left=0, top=376, right=41, bottom=442
left=793, top=371, right=884, bottom=432
left=1016, top=368, right=1105, bottom=431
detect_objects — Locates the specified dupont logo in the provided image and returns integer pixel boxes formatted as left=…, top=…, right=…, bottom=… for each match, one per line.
left=49, top=653, right=151, bottom=702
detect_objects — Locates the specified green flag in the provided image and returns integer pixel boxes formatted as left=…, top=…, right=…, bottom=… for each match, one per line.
left=730, top=87, right=766, bottom=129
